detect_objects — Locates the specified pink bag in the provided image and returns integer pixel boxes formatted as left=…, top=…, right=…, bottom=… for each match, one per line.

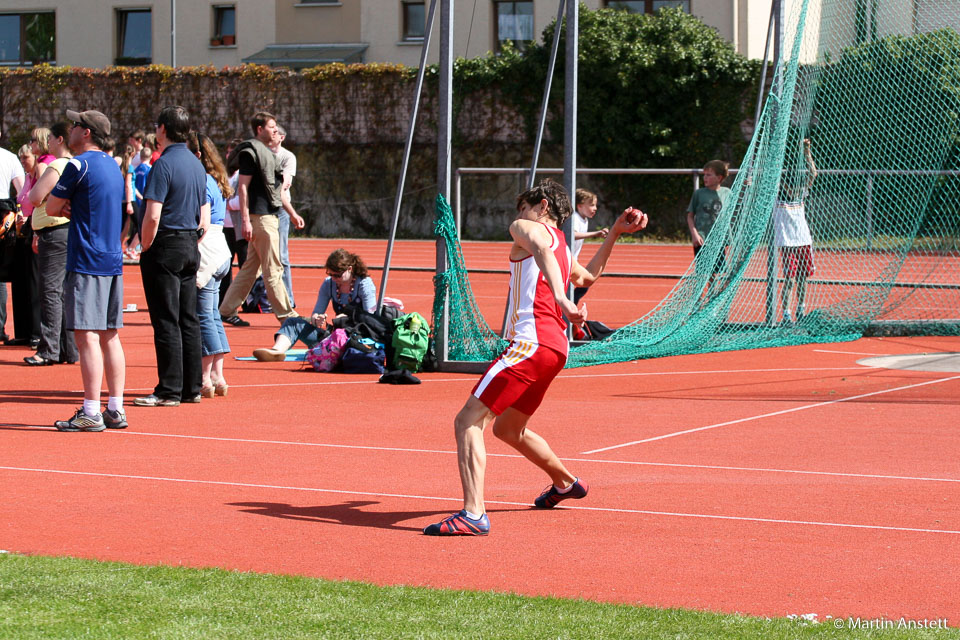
left=305, top=328, right=349, bottom=372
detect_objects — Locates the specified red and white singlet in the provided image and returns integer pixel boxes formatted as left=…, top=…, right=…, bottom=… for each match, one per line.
left=472, top=223, right=571, bottom=415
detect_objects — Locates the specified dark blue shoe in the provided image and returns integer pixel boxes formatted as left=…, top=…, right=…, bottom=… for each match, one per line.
left=534, top=478, right=589, bottom=508
left=423, top=510, right=490, bottom=536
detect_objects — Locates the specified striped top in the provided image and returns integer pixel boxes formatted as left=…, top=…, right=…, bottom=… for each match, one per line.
left=503, top=223, right=571, bottom=356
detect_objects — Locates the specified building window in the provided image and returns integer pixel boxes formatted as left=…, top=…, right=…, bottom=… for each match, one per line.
left=213, top=5, right=236, bottom=46
left=605, top=1, right=691, bottom=13
left=402, top=2, right=426, bottom=41
left=495, top=1, right=534, bottom=52
left=0, top=12, right=55, bottom=66
left=116, top=9, right=151, bottom=65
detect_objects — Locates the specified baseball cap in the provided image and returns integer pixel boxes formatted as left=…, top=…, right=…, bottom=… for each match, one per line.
left=65, top=109, right=112, bottom=138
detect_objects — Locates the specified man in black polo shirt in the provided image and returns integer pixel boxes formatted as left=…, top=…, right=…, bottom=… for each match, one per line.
left=134, top=106, right=209, bottom=407
left=218, top=111, right=296, bottom=324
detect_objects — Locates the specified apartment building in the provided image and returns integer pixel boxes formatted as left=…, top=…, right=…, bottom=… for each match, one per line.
left=0, top=1, right=953, bottom=69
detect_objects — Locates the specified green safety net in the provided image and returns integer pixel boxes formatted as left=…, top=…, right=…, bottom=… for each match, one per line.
left=433, top=0, right=960, bottom=368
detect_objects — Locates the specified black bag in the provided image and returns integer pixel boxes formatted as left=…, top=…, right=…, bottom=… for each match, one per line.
left=584, top=320, right=615, bottom=341
left=340, top=334, right=387, bottom=374
left=335, top=304, right=402, bottom=365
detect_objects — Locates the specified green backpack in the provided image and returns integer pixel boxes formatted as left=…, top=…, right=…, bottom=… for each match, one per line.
left=391, top=312, right=429, bottom=372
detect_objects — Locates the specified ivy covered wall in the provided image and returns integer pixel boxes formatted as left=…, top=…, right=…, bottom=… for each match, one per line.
left=0, top=7, right=760, bottom=240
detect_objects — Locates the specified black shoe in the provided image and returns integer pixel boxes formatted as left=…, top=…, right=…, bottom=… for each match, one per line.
left=5, top=338, right=31, bottom=346
left=0, top=333, right=9, bottom=345
left=29, top=338, right=40, bottom=350
left=222, top=315, right=250, bottom=327
left=378, top=369, right=421, bottom=385
left=24, top=355, right=56, bottom=366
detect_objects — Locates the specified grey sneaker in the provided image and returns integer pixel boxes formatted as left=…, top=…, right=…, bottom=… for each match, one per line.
left=134, top=394, right=180, bottom=407
left=55, top=409, right=105, bottom=432
left=103, top=408, right=128, bottom=429
left=182, top=394, right=202, bottom=404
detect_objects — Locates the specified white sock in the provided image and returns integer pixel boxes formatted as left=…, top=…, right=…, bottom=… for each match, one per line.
left=107, top=397, right=123, bottom=412
left=83, top=399, right=101, bottom=417
left=464, top=510, right=483, bottom=520
left=556, top=478, right=578, bottom=494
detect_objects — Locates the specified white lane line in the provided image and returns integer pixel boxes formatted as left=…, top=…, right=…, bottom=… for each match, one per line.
left=1, top=465, right=957, bottom=535
left=814, top=349, right=890, bottom=356
left=581, top=374, right=960, bottom=454
left=89, top=366, right=868, bottom=394
left=9, top=428, right=960, bottom=485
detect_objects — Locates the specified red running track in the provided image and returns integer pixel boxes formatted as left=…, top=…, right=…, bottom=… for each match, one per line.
left=2, top=238, right=960, bottom=622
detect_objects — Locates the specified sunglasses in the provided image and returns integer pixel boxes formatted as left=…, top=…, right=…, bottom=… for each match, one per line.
left=72, top=121, right=89, bottom=130
left=326, top=271, right=344, bottom=279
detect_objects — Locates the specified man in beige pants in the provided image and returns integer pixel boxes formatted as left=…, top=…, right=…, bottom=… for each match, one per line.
left=219, top=111, right=297, bottom=324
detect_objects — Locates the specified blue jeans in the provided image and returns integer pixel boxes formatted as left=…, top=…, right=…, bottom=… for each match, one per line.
left=198, top=258, right=231, bottom=357
left=278, top=210, right=295, bottom=307
left=277, top=316, right=326, bottom=349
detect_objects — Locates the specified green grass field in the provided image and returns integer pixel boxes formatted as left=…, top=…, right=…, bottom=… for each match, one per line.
left=1, top=553, right=955, bottom=639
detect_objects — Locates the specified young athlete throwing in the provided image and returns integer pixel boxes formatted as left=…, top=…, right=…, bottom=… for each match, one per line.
left=424, top=179, right=648, bottom=536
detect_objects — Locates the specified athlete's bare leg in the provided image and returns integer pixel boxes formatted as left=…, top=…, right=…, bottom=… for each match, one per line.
left=493, top=407, right=577, bottom=488
left=454, top=395, right=496, bottom=515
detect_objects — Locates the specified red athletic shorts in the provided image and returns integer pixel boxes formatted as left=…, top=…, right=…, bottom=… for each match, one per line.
left=472, top=341, right=566, bottom=416
left=780, top=245, right=814, bottom=278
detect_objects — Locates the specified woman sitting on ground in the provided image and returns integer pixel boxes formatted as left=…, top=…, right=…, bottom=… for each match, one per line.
left=253, top=248, right=376, bottom=361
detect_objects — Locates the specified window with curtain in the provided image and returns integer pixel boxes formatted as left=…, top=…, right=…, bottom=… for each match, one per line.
left=116, top=8, right=152, bottom=65
left=403, top=2, right=426, bottom=41
left=495, top=1, right=534, bottom=52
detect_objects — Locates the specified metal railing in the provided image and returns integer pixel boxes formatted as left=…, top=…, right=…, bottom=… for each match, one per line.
left=453, top=166, right=743, bottom=234
left=453, top=166, right=960, bottom=245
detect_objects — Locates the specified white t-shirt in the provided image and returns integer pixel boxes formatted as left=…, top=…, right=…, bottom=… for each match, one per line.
left=571, top=211, right=589, bottom=260
left=276, top=146, right=296, bottom=178
left=0, top=147, right=25, bottom=196
left=773, top=189, right=812, bottom=247
left=224, top=171, right=239, bottom=229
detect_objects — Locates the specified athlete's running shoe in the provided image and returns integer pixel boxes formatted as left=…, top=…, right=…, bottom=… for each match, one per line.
left=423, top=510, right=490, bottom=536
left=54, top=409, right=105, bottom=432
left=103, top=408, right=128, bottom=430
left=534, top=478, right=589, bottom=508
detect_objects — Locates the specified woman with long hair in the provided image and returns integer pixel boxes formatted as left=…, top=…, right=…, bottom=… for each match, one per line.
left=29, top=127, right=54, bottom=177
left=24, top=122, right=78, bottom=365
left=118, top=143, right=138, bottom=258
left=252, top=248, right=376, bottom=361
left=189, top=133, right=233, bottom=396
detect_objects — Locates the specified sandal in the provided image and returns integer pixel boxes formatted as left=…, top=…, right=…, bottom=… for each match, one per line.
left=200, top=385, right=216, bottom=399
left=24, top=355, right=55, bottom=366
left=215, top=383, right=229, bottom=397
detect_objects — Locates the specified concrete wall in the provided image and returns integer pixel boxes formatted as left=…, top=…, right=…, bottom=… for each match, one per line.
left=275, top=0, right=362, bottom=44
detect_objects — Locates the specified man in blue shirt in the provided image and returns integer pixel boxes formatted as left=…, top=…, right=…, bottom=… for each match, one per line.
left=46, top=109, right=128, bottom=432
left=134, top=106, right=209, bottom=407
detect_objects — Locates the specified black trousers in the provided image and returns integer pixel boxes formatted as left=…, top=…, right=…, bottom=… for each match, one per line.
left=139, top=231, right=202, bottom=400
left=11, top=222, right=40, bottom=342
left=36, top=225, right=78, bottom=362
